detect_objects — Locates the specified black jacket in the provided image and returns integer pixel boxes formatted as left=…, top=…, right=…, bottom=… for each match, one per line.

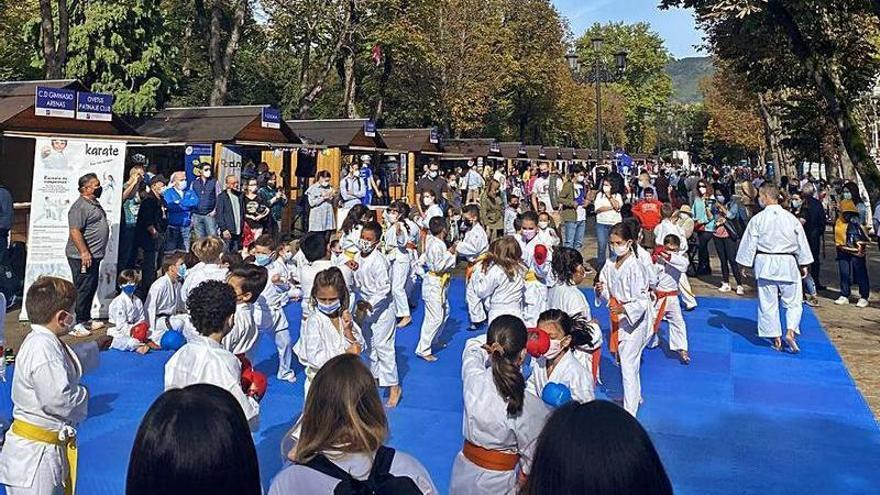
left=0, top=186, right=12, bottom=230
left=216, top=189, right=244, bottom=235
left=803, top=196, right=825, bottom=236
left=135, top=194, right=166, bottom=250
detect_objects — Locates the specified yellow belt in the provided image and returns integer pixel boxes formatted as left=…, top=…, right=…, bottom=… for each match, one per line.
left=12, top=420, right=78, bottom=495
left=524, top=270, right=539, bottom=282
left=428, top=271, right=452, bottom=287
left=344, top=249, right=358, bottom=261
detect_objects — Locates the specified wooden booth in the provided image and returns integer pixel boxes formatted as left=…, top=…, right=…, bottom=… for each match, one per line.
left=379, top=128, right=443, bottom=204
left=439, top=138, right=499, bottom=168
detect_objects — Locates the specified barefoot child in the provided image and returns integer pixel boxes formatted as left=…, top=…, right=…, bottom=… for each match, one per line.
left=224, top=264, right=268, bottom=357
left=655, top=204, right=697, bottom=310
left=417, top=217, right=456, bottom=362
left=144, top=253, right=189, bottom=342
left=292, top=267, right=364, bottom=398
left=473, top=236, right=525, bottom=325
left=526, top=309, right=595, bottom=403
left=294, top=233, right=335, bottom=321
left=595, top=223, right=652, bottom=417
left=354, top=222, right=402, bottom=406
left=340, top=205, right=371, bottom=261
left=181, top=236, right=229, bottom=306
left=450, top=315, right=549, bottom=494
left=0, top=277, right=111, bottom=495
left=252, top=234, right=295, bottom=383
left=384, top=201, right=420, bottom=328
left=107, top=269, right=156, bottom=354
left=517, top=211, right=553, bottom=326
left=456, top=204, right=490, bottom=329
left=165, top=280, right=261, bottom=430
left=651, top=234, right=691, bottom=363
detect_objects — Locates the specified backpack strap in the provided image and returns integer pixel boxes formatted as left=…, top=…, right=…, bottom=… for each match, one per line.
left=300, top=454, right=357, bottom=484
left=369, top=446, right=396, bottom=479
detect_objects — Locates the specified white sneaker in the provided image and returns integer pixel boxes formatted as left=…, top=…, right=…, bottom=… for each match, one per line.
left=69, top=324, right=91, bottom=338
left=834, top=296, right=850, bottom=306
left=856, top=299, right=869, bottom=308
left=735, top=286, right=745, bottom=296
left=718, top=283, right=732, bottom=293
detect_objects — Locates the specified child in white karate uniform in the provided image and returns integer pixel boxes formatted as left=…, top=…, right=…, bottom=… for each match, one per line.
left=0, top=277, right=110, bottom=495
left=537, top=212, right=560, bottom=248
left=504, top=192, right=521, bottom=236
left=107, top=269, right=156, bottom=354
left=595, top=223, right=653, bottom=417
left=418, top=190, right=443, bottom=231
left=652, top=234, right=690, bottom=364
left=526, top=309, right=595, bottom=403
left=165, top=280, right=262, bottom=431
left=252, top=234, right=296, bottom=383
left=456, top=204, right=490, bottom=329
left=473, top=236, right=525, bottom=325
left=294, top=233, right=335, bottom=321
left=223, top=264, right=267, bottom=357
left=339, top=204, right=371, bottom=261
left=626, top=217, right=659, bottom=290
left=450, top=315, right=549, bottom=494
left=417, top=217, right=456, bottom=362
left=547, top=247, right=603, bottom=382
left=384, top=201, right=420, bottom=328
left=517, top=211, right=553, bottom=327
left=354, top=222, right=402, bottom=406
left=329, top=238, right=357, bottom=313
left=145, top=253, right=189, bottom=343
left=655, top=204, right=697, bottom=310
left=292, top=267, right=365, bottom=398
left=181, top=237, right=229, bottom=306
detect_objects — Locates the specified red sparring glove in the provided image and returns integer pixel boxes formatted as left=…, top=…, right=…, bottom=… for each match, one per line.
left=241, top=368, right=267, bottom=401
left=237, top=355, right=253, bottom=373
left=651, top=246, right=667, bottom=264
left=526, top=328, right=551, bottom=358
left=534, top=244, right=548, bottom=266
left=131, top=321, right=150, bottom=343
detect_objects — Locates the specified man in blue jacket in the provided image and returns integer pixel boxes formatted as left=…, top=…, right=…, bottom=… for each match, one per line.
left=191, top=163, right=218, bottom=240
left=163, top=171, right=199, bottom=253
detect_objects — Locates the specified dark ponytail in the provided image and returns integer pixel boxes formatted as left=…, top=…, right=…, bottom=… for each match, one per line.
left=538, top=309, right=595, bottom=349
left=486, top=315, right=528, bottom=416
left=551, top=247, right=584, bottom=285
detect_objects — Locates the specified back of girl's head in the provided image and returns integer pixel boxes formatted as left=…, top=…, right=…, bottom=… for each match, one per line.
left=192, top=236, right=224, bottom=263
left=610, top=222, right=635, bottom=242
left=551, top=247, right=583, bottom=285
left=311, top=267, right=350, bottom=311
left=341, top=204, right=369, bottom=233
left=623, top=216, right=642, bottom=234
left=300, top=232, right=328, bottom=262
left=537, top=309, right=594, bottom=348
left=394, top=200, right=411, bottom=219
left=485, top=236, right=523, bottom=279
left=521, top=401, right=672, bottom=495
left=486, top=315, right=528, bottom=416
left=221, top=252, right=243, bottom=268
left=292, top=354, right=387, bottom=463
left=126, top=384, right=261, bottom=495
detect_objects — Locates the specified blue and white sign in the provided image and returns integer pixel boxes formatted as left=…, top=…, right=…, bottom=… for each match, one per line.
left=261, top=107, right=281, bottom=129
left=490, top=142, right=500, bottom=153
left=35, top=86, right=76, bottom=118
left=429, top=127, right=439, bottom=144
left=364, top=120, right=377, bottom=138
left=76, top=92, right=114, bottom=121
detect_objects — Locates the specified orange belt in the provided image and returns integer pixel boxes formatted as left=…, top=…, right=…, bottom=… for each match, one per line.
left=609, top=297, right=622, bottom=355
left=591, top=347, right=602, bottom=384
left=653, top=290, right=679, bottom=334
left=462, top=440, right=520, bottom=472
left=465, top=254, right=488, bottom=282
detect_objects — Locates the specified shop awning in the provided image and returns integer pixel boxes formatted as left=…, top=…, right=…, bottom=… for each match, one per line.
left=379, top=128, right=441, bottom=153
left=286, top=119, right=385, bottom=149
left=138, top=105, right=301, bottom=145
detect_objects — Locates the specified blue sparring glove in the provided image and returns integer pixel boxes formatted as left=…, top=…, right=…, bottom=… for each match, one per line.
left=160, top=330, right=187, bottom=351
left=542, top=382, right=572, bottom=407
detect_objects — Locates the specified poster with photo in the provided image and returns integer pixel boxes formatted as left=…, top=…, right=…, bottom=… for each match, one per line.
left=21, top=138, right=127, bottom=320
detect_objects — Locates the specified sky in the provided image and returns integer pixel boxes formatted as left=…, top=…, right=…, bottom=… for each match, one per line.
left=552, top=0, right=706, bottom=59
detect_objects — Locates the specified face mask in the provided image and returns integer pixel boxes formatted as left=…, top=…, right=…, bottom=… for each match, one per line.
left=317, top=299, right=342, bottom=315
left=715, top=195, right=725, bottom=203
left=248, top=185, right=258, bottom=193
left=254, top=254, right=272, bottom=266
left=321, top=180, right=330, bottom=187
left=176, top=180, right=188, bottom=191
left=698, top=187, right=707, bottom=195
left=358, top=239, right=376, bottom=254
left=843, top=192, right=852, bottom=200
left=538, top=221, right=550, bottom=230
left=452, top=215, right=461, bottom=222
left=602, top=185, right=611, bottom=194
left=282, top=251, right=293, bottom=262
left=424, top=197, right=435, bottom=206
left=121, top=283, right=137, bottom=296
left=522, top=229, right=537, bottom=242
left=576, top=175, right=584, bottom=183
left=611, top=242, right=631, bottom=257
left=202, top=169, right=212, bottom=178
left=791, top=200, right=802, bottom=209
left=429, top=171, right=438, bottom=179
left=387, top=213, right=399, bottom=223
left=544, top=339, right=564, bottom=360
left=177, top=264, right=187, bottom=279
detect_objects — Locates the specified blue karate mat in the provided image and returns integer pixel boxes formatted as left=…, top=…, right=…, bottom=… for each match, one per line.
left=1, top=278, right=879, bottom=494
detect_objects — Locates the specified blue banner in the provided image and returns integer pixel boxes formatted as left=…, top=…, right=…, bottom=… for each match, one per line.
left=184, top=144, right=215, bottom=184
left=34, top=86, right=76, bottom=118
left=429, top=127, right=439, bottom=144
left=364, top=120, right=377, bottom=138
left=261, top=107, right=281, bottom=129
left=76, top=91, right=114, bottom=121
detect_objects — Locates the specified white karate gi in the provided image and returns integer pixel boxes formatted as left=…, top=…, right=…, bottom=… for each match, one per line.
left=517, top=234, right=552, bottom=327
left=0, top=326, right=100, bottom=495
left=144, top=274, right=187, bottom=343
left=654, top=219, right=697, bottom=309
left=254, top=259, right=294, bottom=382
left=526, top=351, right=595, bottom=403
left=418, top=204, right=443, bottom=230
left=292, top=310, right=365, bottom=398
left=457, top=223, right=489, bottom=324
left=546, top=283, right=602, bottom=375
left=384, top=220, right=419, bottom=318
left=164, top=335, right=260, bottom=430
left=503, top=207, right=518, bottom=236
left=417, top=236, right=456, bottom=357
left=295, top=259, right=334, bottom=320
left=268, top=450, right=438, bottom=495
left=449, top=336, right=549, bottom=495
left=473, top=264, right=524, bottom=325
left=340, top=225, right=362, bottom=259
left=635, top=245, right=659, bottom=289
left=736, top=204, right=813, bottom=338
left=653, top=252, right=689, bottom=352
left=222, top=302, right=259, bottom=356
left=180, top=262, right=229, bottom=307
left=107, top=292, right=146, bottom=351
left=354, top=250, right=398, bottom=386
left=597, top=255, right=652, bottom=417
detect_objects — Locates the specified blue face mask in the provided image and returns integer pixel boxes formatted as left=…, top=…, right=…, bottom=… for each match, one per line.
left=255, top=254, right=272, bottom=267
left=177, top=264, right=187, bottom=279
left=121, top=283, right=137, bottom=296
left=317, top=299, right=341, bottom=315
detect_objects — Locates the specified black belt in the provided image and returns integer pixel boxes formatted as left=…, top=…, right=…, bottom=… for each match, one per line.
left=756, top=251, right=796, bottom=256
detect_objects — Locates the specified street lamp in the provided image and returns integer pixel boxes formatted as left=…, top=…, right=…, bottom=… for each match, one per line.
left=566, top=43, right=627, bottom=168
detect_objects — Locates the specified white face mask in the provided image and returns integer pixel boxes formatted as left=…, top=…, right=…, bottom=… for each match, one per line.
left=387, top=212, right=399, bottom=223
left=248, top=185, right=258, bottom=192
left=611, top=242, right=631, bottom=257
left=603, top=185, right=611, bottom=194
left=202, top=169, right=212, bottom=178
left=423, top=197, right=435, bottom=206
left=321, top=180, right=330, bottom=187
left=538, top=221, right=550, bottom=230
left=175, top=180, right=187, bottom=191
left=699, top=187, right=707, bottom=195
left=428, top=170, right=438, bottom=179
left=544, top=339, right=564, bottom=360
left=358, top=239, right=376, bottom=254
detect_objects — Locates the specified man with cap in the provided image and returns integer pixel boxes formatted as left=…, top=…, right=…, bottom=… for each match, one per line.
left=359, top=154, right=382, bottom=207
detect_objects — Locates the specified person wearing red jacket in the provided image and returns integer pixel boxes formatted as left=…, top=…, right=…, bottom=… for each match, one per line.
left=632, top=187, right=663, bottom=248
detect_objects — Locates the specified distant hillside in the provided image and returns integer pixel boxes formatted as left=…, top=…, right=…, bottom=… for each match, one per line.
left=665, top=56, right=714, bottom=104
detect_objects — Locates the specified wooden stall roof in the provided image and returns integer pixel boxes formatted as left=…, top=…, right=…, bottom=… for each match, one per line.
left=286, top=119, right=385, bottom=149
left=441, top=138, right=495, bottom=158
left=524, top=145, right=547, bottom=160
left=138, top=105, right=300, bottom=144
left=0, top=79, right=142, bottom=138
left=543, top=146, right=560, bottom=160
left=560, top=147, right=575, bottom=160
left=575, top=148, right=591, bottom=159
left=379, top=128, right=441, bottom=153
left=498, top=142, right=526, bottom=159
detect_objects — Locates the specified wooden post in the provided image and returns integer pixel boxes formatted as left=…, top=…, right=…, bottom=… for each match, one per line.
left=407, top=152, right=416, bottom=204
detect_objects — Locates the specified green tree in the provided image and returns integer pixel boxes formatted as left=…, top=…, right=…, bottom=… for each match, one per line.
left=0, top=0, right=41, bottom=80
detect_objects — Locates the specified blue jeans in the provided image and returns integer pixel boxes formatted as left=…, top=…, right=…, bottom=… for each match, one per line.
left=803, top=273, right=816, bottom=297
left=596, top=222, right=613, bottom=270
left=164, top=225, right=191, bottom=253
left=191, top=213, right=217, bottom=239
left=563, top=221, right=585, bottom=251
left=838, top=252, right=869, bottom=299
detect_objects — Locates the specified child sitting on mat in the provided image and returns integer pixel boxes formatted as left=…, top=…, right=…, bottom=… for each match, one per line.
left=107, top=269, right=158, bottom=354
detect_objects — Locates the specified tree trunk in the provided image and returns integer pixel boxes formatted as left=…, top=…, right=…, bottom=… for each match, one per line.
left=194, top=0, right=246, bottom=106
left=341, top=48, right=357, bottom=118
left=55, top=0, right=69, bottom=75
left=373, top=51, right=392, bottom=122
left=39, top=0, right=58, bottom=77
